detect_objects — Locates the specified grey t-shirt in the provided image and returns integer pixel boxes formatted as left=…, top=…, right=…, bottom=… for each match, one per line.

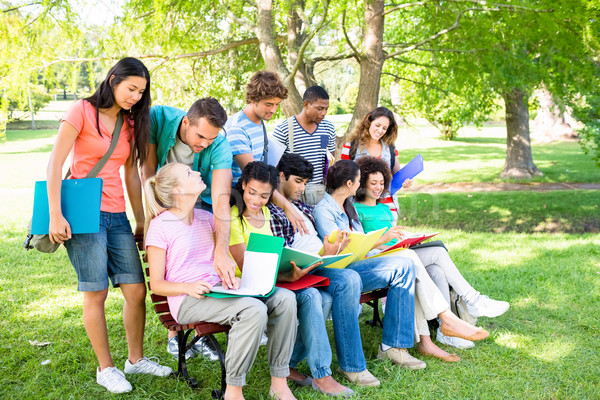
left=166, top=136, right=195, bottom=167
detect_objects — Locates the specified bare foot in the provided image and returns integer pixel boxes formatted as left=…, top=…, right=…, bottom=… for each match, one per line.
left=439, top=310, right=479, bottom=336
left=417, top=335, right=460, bottom=361
left=314, top=375, right=350, bottom=395
left=270, top=377, right=297, bottom=400
left=224, top=384, right=245, bottom=400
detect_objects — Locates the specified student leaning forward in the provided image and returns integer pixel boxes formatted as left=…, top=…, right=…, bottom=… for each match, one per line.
left=46, top=58, right=171, bottom=393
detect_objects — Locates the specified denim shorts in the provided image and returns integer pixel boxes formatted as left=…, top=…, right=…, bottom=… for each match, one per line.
left=64, top=211, right=144, bottom=292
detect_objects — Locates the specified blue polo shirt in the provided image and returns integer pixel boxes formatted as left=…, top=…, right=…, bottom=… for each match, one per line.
left=150, top=105, right=232, bottom=205
left=224, top=110, right=265, bottom=185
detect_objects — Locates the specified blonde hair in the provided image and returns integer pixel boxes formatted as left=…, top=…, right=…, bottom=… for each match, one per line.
left=143, top=163, right=182, bottom=235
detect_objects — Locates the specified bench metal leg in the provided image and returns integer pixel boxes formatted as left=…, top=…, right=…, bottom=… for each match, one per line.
left=175, top=329, right=198, bottom=388
left=365, top=299, right=384, bottom=328
left=206, top=334, right=226, bottom=400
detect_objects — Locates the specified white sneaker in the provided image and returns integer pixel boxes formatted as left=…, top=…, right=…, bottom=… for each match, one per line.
left=467, top=295, right=510, bottom=318
left=167, top=336, right=194, bottom=360
left=437, top=328, right=475, bottom=349
left=124, top=357, right=173, bottom=377
left=96, top=366, right=132, bottom=393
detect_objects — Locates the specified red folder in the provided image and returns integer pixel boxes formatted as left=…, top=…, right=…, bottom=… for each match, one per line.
left=276, top=275, right=330, bottom=291
left=380, top=232, right=439, bottom=254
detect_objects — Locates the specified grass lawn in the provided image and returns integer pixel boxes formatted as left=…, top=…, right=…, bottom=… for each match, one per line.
left=1, top=125, right=599, bottom=398
left=1, top=217, right=599, bottom=399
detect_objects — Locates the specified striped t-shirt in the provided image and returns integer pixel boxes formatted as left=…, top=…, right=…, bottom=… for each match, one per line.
left=225, top=110, right=265, bottom=185
left=145, top=209, right=220, bottom=323
left=273, top=117, right=336, bottom=185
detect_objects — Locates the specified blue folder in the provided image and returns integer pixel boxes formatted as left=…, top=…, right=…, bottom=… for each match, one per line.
left=31, top=178, right=103, bottom=235
left=390, top=154, right=424, bottom=195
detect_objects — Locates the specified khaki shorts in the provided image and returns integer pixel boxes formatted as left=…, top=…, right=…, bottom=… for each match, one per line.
left=301, top=184, right=326, bottom=206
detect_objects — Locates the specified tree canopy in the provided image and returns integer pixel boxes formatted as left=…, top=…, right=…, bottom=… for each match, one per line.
left=1, top=0, right=599, bottom=172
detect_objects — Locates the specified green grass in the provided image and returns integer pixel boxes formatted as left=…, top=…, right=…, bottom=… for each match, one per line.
left=6, top=120, right=61, bottom=130
left=396, top=124, right=600, bottom=184
left=2, top=124, right=600, bottom=398
left=1, top=217, right=599, bottom=399
left=397, top=190, right=600, bottom=233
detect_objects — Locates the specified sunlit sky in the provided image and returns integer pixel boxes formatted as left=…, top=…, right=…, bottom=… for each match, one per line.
left=70, top=0, right=124, bottom=27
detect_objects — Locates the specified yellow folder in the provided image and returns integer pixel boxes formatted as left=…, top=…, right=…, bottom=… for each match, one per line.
left=319, top=228, right=386, bottom=268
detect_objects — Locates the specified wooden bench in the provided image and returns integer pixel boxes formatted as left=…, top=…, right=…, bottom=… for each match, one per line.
left=360, top=288, right=388, bottom=328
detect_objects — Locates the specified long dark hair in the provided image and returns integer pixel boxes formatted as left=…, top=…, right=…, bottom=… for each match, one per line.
left=231, top=161, right=279, bottom=225
left=85, top=57, right=151, bottom=166
left=348, top=107, right=398, bottom=151
left=325, top=160, right=361, bottom=230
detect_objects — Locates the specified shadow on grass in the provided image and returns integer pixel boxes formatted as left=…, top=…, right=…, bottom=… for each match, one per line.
left=398, top=191, right=600, bottom=233
left=6, top=120, right=60, bottom=131
left=453, top=137, right=507, bottom=145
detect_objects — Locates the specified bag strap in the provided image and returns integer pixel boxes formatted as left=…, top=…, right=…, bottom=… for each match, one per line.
left=349, top=139, right=358, bottom=160
left=86, top=111, right=124, bottom=178
left=287, top=116, right=296, bottom=153
left=261, top=120, right=269, bottom=162
left=63, top=111, right=124, bottom=180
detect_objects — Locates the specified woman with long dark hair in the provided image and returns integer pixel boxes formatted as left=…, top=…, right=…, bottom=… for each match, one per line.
left=46, top=58, right=170, bottom=393
left=340, top=107, right=406, bottom=219
left=228, top=161, right=300, bottom=400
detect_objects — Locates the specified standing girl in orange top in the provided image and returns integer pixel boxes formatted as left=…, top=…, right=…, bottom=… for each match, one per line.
left=46, top=58, right=171, bottom=393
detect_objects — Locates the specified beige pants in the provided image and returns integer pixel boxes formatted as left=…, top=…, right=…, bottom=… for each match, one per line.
left=300, top=183, right=326, bottom=206
left=399, top=249, right=449, bottom=339
left=177, top=287, right=297, bottom=386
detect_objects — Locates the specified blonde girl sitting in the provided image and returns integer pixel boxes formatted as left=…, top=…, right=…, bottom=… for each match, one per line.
left=144, top=163, right=297, bottom=400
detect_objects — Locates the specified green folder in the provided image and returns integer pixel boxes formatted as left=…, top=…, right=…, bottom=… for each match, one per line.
left=206, top=233, right=284, bottom=298
left=279, top=247, right=353, bottom=272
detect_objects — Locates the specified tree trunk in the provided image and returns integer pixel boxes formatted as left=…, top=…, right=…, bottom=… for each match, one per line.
left=343, top=0, right=385, bottom=147
left=255, top=0, right=303, bottom=117
left=500, top=88, right=543, bottom=179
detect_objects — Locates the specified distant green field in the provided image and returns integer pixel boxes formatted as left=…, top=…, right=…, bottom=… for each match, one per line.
left=395, top=124, right=600, bottom=184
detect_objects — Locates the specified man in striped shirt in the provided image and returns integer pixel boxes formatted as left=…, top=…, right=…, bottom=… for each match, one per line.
left=273, top=86, right=335, bottom=205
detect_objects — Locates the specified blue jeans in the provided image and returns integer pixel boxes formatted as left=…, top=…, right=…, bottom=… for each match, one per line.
left=312, top=267, right=365, bottom=373
left=290, top=288, right=333, bottom=378
left=64, top=211, right=144, bottom=292
left=348, top=255, right=416, bottom=349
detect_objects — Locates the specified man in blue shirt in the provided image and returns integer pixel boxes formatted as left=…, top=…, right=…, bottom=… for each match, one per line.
left=142, top=98, right=237, bottom=360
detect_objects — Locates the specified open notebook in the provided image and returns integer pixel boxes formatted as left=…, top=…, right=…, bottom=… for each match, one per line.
left=206, top=233, right=284, bottom=298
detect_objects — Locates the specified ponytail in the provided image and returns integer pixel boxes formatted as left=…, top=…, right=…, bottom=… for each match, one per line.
left=143, top=163, right=182, bottom=235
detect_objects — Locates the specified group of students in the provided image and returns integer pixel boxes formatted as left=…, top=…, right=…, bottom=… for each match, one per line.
left=46, top=57, right=509, bottom=399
